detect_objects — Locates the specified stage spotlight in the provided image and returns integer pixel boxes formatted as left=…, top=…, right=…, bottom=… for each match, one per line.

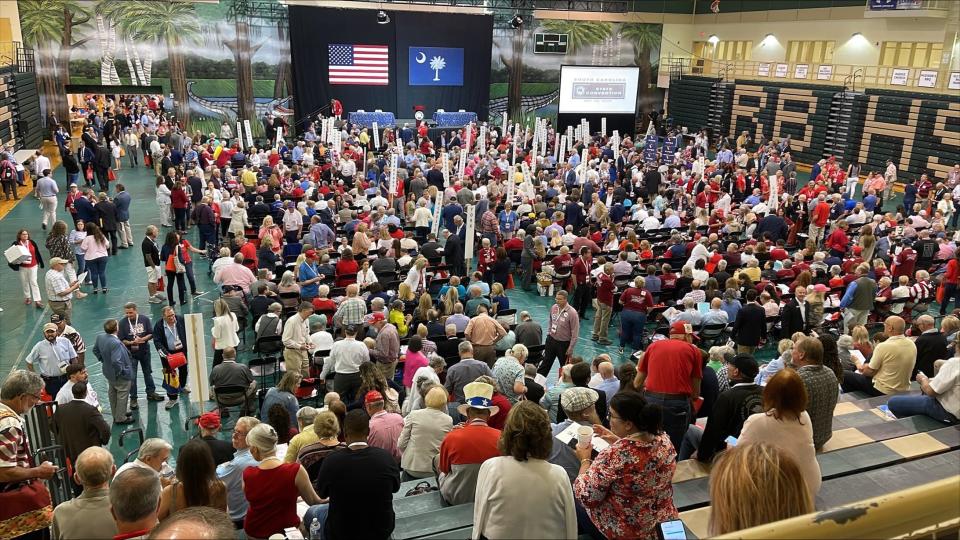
left=376, top=10, right=390, bottom=24
left=510, top=15, right=524, bottom=29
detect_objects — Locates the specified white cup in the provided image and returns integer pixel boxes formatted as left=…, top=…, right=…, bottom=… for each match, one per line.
left=577, top=425, right=593, bottom=448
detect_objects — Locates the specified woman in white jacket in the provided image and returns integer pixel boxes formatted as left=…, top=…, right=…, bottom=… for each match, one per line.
left=397, top=386, right=452, bottom=480
left=229, top=201, right=250, bottom=238
left=155, top=177, right=172, bottom=227
left=473, top=401, right=577, bottom=540
left=211, top=298, right=240, bottom=367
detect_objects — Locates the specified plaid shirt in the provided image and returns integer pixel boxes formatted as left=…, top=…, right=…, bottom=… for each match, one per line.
left=0, top=403, right=30, bottom=470
left=44, top=269, right=72, bottom=301
left=480, top=210, right=499, bottom=234
left=333, top=297, right=367, bottom=328
left=911, top=281, right=932, bottom=302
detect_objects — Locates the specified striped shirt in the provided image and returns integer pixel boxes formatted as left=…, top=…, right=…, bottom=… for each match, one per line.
left=0, top=402, right=30, bottom=470
left=911, top=281, right=932, bottom=302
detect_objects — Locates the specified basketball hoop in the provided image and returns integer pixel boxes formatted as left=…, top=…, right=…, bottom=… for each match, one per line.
left=711, top=0, right=720, bottom=13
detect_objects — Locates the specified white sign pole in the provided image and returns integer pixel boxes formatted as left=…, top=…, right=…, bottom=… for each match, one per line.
left=506, top=165, right=516, bottom=205
left=579, top=147, right=588, bottom=184
left=501, top=112, right=508, bottom=141
left=557, top=135, right=566, bottom=164
left=601, top=117, right=607, bottom=138
left=236, top=121, right=243, bottom=148
left=185, top=313, right=209, bottom=402
left=442, top=151, right=450, bottom=188
left=457, top=147, right=466, bottom=186
left=431, top=186, right=443, bottom=237
left=478, top=125, right=487, bottom=157
left=389, top=152, right=399, bottom=198
left=372, top=121, right=380, bottom=150
left=243, top=120, right=254, bottom=149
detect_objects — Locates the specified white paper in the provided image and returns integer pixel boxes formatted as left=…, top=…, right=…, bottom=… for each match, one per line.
left=76, top=271, right=88, bottom=284
left=555, top=422, right=610, bottom=452
left=851, top=349, right=866, bottom=367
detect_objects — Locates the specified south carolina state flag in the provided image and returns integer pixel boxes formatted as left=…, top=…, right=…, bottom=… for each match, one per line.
left=409, top=47, right=464, bottom=86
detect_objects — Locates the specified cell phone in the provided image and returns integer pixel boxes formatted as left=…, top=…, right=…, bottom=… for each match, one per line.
left=657, top=520, right=687, bottom=540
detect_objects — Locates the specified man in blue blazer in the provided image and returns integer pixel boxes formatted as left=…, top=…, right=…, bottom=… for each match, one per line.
left=93, top=319, right=133, bottom=425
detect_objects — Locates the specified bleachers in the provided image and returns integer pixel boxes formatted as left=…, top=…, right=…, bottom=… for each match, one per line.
left=386, top=389, right=959, bottom=539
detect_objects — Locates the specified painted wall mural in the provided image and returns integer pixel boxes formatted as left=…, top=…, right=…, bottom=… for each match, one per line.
left=490, top=20, right=663, bottom=124
left=18, top=0, right=293, bottom=137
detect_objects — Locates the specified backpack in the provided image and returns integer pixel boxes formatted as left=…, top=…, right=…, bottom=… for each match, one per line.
left=404, top=481, right=438, bottom=497
left=0, top=161, right=15, bottom=183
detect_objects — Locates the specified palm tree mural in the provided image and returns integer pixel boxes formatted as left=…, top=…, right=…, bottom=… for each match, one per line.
left=430, top=56, right=446, bottom=81
left=97, top=0, right=152, bottom=86
left=621, top=23, right=662, bottom=118
left=20, top=0, right=91, bottom=124
left=224, top=0, right=263, bottom=129
left=540, top=20, right=612, bottom=56
left=142, top=1, right=201, bottom=129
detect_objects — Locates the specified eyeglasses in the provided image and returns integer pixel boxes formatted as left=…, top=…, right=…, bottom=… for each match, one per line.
left=25, top=393, right=42, bottom=401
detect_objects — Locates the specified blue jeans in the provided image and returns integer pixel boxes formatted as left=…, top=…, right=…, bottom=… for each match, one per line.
left=302, top=503, right=329, bottom=539
left=887, top=394, right=958, bottom=424
left=619, top=310, right=647, bottom=350
left=75, top=254, right=89, bottom=282
left=129, top=353, right=157, bottom=398
left=643, top=394, right=691, bottom=455
left=678, top=425, right=703, bottom=461
left=86, top=257, right=107, bottom=289
left=66, top=172, right=80, bottom=188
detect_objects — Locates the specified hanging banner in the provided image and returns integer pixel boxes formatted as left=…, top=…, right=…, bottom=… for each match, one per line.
left=758, top=63, right=771, bottom=77
left=817, top=65, right=834, bottom=80
left=917, top=70, right=938, bottom=88
left=643, top=134, right=658, bottom=164
left=890, top=68, right=910, bottom=86
left=372, top=121, right=380, bottom=150
left=464, top=204, right=476, bottom=261
left=774, top=64, right=789, bottom=78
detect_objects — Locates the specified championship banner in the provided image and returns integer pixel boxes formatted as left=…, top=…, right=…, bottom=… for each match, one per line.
left=372, top=121, right=380, bottom=150
left=464, top=204, right=476, bottom=261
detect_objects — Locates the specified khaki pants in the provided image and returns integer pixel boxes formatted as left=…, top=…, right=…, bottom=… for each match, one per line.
left=119, top=220, right=133, bottom=247
left=283, top=348, right=309, bottom=377
left=40, top=196, right=57, bottom=228
left=49, top=299, right=72, bottom=323
left=376, top=360, right=398, bottom=383
left=473, top=344, right=497, bottom=368
left=808, top=223, right=824, bottom=244
left=592, top=302, right=612, bottom=341
left=737, top=345, right=756, bottom=355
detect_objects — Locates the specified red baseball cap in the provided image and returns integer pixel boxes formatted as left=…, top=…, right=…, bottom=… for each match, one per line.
left=364, top=390, right=384, bottom=404
left=670, top=321, right=698, bottom=340
left=304, top=249, right=318, bottom=258
left=369, top=312, right=386, bottom=323
left=197, top=412, right=221, bottom=430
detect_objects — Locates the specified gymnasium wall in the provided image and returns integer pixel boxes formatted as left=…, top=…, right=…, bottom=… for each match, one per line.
left=728, top=80, right=838, bottom=166
left=846, top=90, right=960, bottom=183
left=668, top=79, right=960, bottom=184
left=0, top=69, right=42, bottom=150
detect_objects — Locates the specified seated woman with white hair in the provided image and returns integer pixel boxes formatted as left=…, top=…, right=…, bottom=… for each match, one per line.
left=398, top=386, right=453, bottom=481
left=242, top=423, right=324, bottom=539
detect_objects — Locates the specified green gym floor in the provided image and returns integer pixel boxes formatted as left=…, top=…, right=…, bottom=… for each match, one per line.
left=0, top=162, right=895, bottom=464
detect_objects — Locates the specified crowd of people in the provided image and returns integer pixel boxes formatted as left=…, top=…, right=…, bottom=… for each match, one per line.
left=1, top=94, right=959, bottom=540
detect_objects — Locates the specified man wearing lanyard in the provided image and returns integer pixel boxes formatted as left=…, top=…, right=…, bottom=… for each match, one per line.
left=119, top=303, right=162, bottom=410
left=153, top=306, right=189, bottom=410
left=298, top=249, right=321, bottom=303
left=26, top=323, right=78, bottom=397
left=571, top=246, right=593, bottom=320
left=537, top=291, right=580, bottom=377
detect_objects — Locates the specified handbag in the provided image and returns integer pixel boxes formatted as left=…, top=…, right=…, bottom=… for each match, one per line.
left=162, top=369, right=180, bottom=395
left=108, top=168, right=116, bottom=181
left=120, top=147, right=126, bottom=157
left=173, top=247, right=186, bottom=274
left=167, top=352, right=187, bottom=370
left=85, top=168, right=93, bottom=181
left=0, top=411, right=53, bottom=538
left=404, top=481, right=438, bottom=497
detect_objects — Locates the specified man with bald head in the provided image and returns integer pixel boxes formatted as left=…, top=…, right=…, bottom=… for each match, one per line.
left=146, top=506, right=235, bottom=539
left=913, top=314, right=950, bottom=378
left=842, top=316, right=916, bottom=396
left=591, top=361, right=619, bottom=407
left=52, top=446, right=118, bottom=539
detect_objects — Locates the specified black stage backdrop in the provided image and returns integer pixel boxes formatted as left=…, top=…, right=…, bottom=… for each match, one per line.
left=289, top=7, right=492, bottom=128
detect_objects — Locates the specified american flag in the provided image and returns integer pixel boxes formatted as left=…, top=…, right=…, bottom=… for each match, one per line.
left=328, top=44, right=389, bottom=85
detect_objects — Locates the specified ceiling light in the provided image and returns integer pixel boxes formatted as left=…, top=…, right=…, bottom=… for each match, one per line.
left=376, top=10, right=390, bottom=24
left=852, top=32, right=862, bottom=38
left=510, top=14, right=524, bottom=29
left=707, top=34, right=719, bottom=45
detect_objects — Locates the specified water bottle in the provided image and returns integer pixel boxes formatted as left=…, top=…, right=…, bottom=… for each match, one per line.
left=309, top=518, right=321, bottom=540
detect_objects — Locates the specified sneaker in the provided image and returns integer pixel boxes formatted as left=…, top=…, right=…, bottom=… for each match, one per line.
left=191, top=290, right=204, bottom=296
left=92, top=289, right=99, bottom=294
left=164, top=400, right=177, bottom=410
left=129, top=400, right=139, bottom=410
left=75, top=291, right=87, bottom=299
left=146, top=393, right=165, bottom=402
left=617, top=347, right=625, bottom=354
left=148, top=295, right=163, bottom=304
left=591, top=336, right=599, bottom=342
left=41, top=223, right=46, bottom=230
left=155, top=292, right=167, bottom=299
left=180, top=387, right=191, bottom=394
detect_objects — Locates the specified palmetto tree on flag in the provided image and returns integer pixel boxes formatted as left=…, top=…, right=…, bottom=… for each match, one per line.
left=430, top=56, right=446, bottom=81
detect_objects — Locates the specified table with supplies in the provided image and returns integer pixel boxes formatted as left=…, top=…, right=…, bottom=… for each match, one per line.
left=432, top=111, right=477, bottom=127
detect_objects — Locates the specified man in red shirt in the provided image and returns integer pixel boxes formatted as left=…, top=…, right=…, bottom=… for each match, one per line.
left=634, top=320, right=703, bottom=452
left=939, top=251, right=960, bottom=316
left=571, top=246, right=593, bottom=319
left=618, top=276, right=655, bottom=352
left=592, top=262, right=615, bottom=345
left=809, top=192, right=831, bottom=244
left=437, top=381, right=501, bottom=506
left=825, top=220, right=849, bottom=258
left=892, top=241, right=917, bottom=279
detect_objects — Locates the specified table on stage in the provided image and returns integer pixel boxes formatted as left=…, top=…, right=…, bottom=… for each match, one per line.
left=348, top=111, right=396, bottom=128
left=432, top=111, right=478, bottom=127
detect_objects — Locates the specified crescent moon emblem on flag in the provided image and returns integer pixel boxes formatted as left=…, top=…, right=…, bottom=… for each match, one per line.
left=416, top=52, right=427, bottom=63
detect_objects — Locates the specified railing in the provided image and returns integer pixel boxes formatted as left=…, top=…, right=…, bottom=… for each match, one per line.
left=673, top=57, right=958, bottom=94
left=714, top=476, right=960, bottom=539
left=0, top=42, right=35, bottom=73
left=0, top=41, right=15, bottom=69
